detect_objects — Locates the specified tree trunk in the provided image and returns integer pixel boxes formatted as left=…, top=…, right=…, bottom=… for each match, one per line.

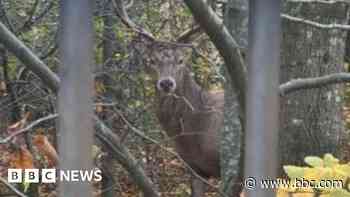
left=100, top=2, right=117, bottom=197
left=221, top=0, right=248, bottom=196
left=102, top=1, right=115, bottom=68
left=280, top=3, right=348, bottom=169
left=0, top=45, right=9, bottom=134
left=222, top=2, right=349, bottom=194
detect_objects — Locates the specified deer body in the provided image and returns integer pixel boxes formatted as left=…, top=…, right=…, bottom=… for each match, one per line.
left=140, top=42, right=224, bottom=196
left=156, top=67, right=223, bottom=179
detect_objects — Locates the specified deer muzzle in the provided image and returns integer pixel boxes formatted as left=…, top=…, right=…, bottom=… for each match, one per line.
left=157, top=77, right=176, bottom=93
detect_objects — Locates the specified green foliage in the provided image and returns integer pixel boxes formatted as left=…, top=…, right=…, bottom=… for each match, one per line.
left=174, top=183, right=191, bottom=197
left=304, top=156, right=324, bottom=167
left=279, top=154, right=350, bottom=197
left=0, top=1, right=225, bottom=196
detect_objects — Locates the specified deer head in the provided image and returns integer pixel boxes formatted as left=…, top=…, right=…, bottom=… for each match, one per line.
left=114, top=1, right=223, bottom=196
left=114, top=0, right=197, bottom=95
left=150, top=46, right=189, bottom=94
left=134, top=38, right=191, bottom=95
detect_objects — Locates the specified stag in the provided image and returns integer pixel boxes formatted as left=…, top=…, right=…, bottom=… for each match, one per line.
left=137, top=40, right=224, bottom=197
left=112, top=0, right=226, bottom=195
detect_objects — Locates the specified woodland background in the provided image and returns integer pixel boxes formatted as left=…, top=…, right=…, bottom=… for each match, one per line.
left=0, top=0, right=349, bottom=197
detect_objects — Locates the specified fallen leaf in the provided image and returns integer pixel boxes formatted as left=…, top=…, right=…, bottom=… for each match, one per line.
left=33, top=134, right=58, bottom=167
left=10, top=146, right=35, bottom=169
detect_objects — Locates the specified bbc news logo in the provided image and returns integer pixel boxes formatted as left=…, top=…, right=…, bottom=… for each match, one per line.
left=8, top=168, right=102, bottom=183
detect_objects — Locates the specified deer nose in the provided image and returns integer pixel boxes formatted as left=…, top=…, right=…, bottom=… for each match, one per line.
left=157, top=78, right=175, bottom=93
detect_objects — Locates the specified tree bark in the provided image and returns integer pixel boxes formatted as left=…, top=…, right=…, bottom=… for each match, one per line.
left=0, top=20, right=160, bottom=197
left=183, top=0, right=247, bottom=116
left=0, top=22, right=60, bottom=92
left=95, top=118, right=160, bottom=197
left=220, top=0, right=248, bottom=196
left=280, top=3, right=348, bottom=169
left=0, top=45, right=9, bottom=136
left=100, top=2, right=117, bottom=197
left=102, top=1, right=115, bottom=68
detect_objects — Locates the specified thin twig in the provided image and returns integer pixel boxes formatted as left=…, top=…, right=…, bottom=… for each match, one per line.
left=34, top=1, right=56, bottom=22
left=282, top=14, right=350, bottom=30
left=176, top=25, right=202, bottom=43
left=170, top=93, right=195, bottom=111
left=94, top=102, right=118, bottom=106
left=112, top=0, right=194, bottom=48
left=287, top=0, right=350, bottom=4
left=125, top=0, right=134, bottom=9
left=279, top=72, right=350, bottom=96
left=39, top=30, right=58, bottom=59
left=0, top=113, right=58, bottom=144
left=18, top=0, right=56, bottom=34
left=113, top=108, right=229, bottom=197
left=112, top=0, right=155, bottom=40
left=94, top=116, right=160, bottom=197
left=0, top=1, right=16, bottom=33
left=18, top=0, right=40, bottom=32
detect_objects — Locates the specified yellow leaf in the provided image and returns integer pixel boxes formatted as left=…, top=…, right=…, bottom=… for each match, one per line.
left=10, top=146, right=34, bottom=169
left=323, top=154, right=339, bottom=167
left=304, top=167, right=332, bottom=182
left=33, top=135, right=58, bottom=167
left=94, top=81, right=106, bottom=94
left=284, top=166, right=305, bottom=179
left=304, top=156, right=324, bottom=167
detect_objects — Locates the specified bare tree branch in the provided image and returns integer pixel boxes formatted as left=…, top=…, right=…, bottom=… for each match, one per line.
left=0, top=22, right=60, bottom=92
left=112, top=0, right=155, bottom=40
left=39, top=29, right=58, bottom=59
left=176, top=25, right=202, bottom=43
left=34, top=1, right=56, bottom=22
left=0, top=111, right=160, bottom=197
left=287, top=0, right=350, bottom=4
left=1, top=10, right=350, bottom=195
left=0, top=114, right=58, bottom=144
left=18, top=0, right=40, bottom=32
left=0, top=21, right=160, bottom=197
left=109, top=108, right=229, bottom=197
left=18, top=1, right=56, bottom=34
left=112, top=0, right=197, bottom=48
left=0, top=1, right=16, bottom=33
left=183, top=0, right=247, bottom=118
left=0, top=176, right=28, bottom=197
left=280, top=72, right=350, bottom=96
left=125, top=0, right=134, bottom=9
left=282, top=14, right=350, bottom=30
left=94, top=117, right=160, bottom=197
left=0, top=46, right=20, bottom=121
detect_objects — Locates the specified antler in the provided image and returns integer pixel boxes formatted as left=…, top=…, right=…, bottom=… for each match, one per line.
left=112, top=0, right=194, bottom=48
left=111, top=0, right=155, bottom=41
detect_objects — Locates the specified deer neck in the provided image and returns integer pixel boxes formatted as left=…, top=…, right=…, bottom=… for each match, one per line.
left=177, top=68, right=204, bottom=109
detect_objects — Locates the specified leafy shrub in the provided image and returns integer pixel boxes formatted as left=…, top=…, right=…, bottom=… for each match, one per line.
left=278, top=154, right=350, bottom=197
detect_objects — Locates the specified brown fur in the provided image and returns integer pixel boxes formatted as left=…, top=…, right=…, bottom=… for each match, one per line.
left=139, top=41, right=224, bottom=196
left=155, top=66, right=223, bottom=178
